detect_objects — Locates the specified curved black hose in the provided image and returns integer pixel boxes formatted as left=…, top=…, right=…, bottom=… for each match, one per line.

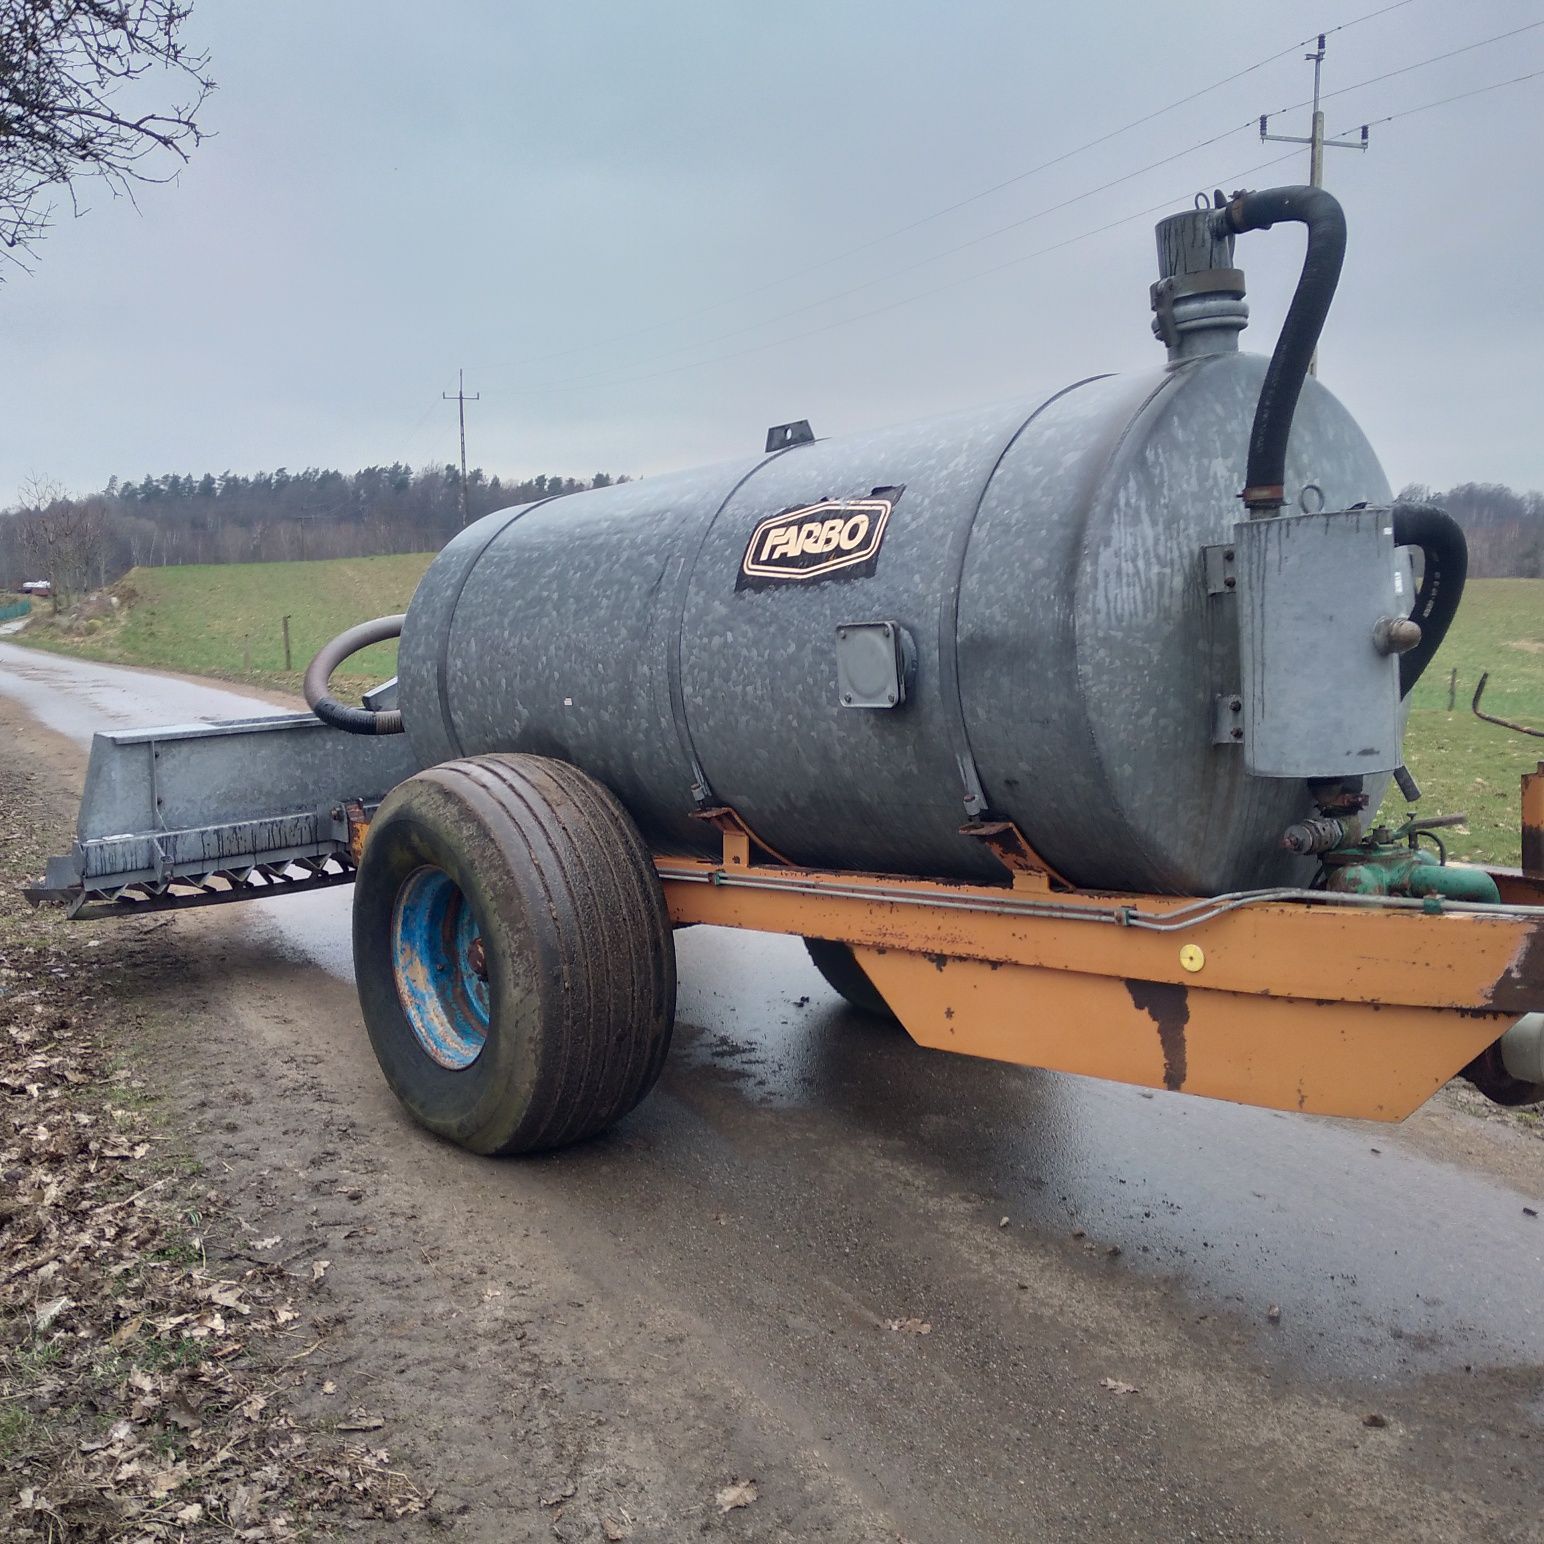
left=1391, top=502, right=1466, bottom=697
left=1223, top=186, right=1347, bottom=512
left=304, top=614, right=407, bottom=735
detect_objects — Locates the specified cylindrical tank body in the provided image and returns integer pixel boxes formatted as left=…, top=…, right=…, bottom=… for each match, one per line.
left=397, top=349, right=1390, bottom=894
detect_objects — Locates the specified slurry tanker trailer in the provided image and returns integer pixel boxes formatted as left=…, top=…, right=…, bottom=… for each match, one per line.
left=30, top=187, right=1544, bottom=1153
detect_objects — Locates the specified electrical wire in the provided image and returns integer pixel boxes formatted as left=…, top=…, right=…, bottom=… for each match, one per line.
left=512, top=116, right=1265, bottom=397
left=470, top=1, right=1422, bottom=377
left=498, top=58, right=1544, bottom=406
left=497, top=8, right=1532, bottom=398
left=498, top=145, right=1309, bottom=404
left=1336, top=58, right=1544, bottom=131
left=1263, top=16, right=1544, bottom=124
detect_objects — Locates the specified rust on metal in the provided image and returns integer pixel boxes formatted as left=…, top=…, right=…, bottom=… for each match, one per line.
left=1523, top=763, right=1543, bottom=880
left=959, top=819, right=1068, bottom=891
left=689, top=805, right=793, bottom=867
left=344, top=799, right=372, bottom=866
left=1125, top=979, right=1190, bottom=1090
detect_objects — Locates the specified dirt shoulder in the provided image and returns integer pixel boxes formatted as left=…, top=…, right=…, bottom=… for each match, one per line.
left=0, top=714, right=426, bottom=1540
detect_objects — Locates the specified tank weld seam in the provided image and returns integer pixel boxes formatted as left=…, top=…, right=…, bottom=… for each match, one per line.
left=654, top=867, right=1544, bottom=930
left=1070, top=368, right=1200, bottom=890
left=434, top=494, right=565, bottom=758
left=940, top=375, right=1113, bottom=824
left=668, top=448, right=799, bottom=810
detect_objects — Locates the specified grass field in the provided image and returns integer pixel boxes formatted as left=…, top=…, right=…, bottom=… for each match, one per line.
left=13, top=558, right=1543, bottom=866
left=18, top=555, right=432, bottom=701
left=1396, top=578, right=1544, bottom=867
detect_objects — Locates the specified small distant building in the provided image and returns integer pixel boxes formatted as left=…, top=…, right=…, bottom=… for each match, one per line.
left=20, top=580, right=51, bottom=596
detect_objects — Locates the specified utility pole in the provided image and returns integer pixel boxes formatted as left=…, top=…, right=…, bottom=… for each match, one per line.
left=443, top=369, right=481, bottom=528
left=1258, top=33, right=1369, bottom=375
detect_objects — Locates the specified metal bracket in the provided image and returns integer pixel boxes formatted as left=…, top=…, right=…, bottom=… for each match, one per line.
left=1202, top=542, right=1238, bottom=596
left=690, top=804, right=794, bottom=868
left=764, top=420, right=815, bottom=453
left=1212, top=693, right=1245, bottom=746
left=959, top=819, right=1068, bottom=892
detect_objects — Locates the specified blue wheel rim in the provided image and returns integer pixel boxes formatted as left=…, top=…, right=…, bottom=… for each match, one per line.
left=391, top=865, right=491, bottom=1069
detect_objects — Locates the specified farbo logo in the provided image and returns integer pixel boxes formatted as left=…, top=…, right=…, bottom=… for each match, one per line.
left=737, top=496, right=893, bottom=588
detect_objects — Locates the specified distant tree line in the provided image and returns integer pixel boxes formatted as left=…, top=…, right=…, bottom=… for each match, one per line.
left=1398, top=482, right=1544, bottom=579
left=0, top=463, right=628, bottom=602
left=3, top=465, right=1538, bottom=610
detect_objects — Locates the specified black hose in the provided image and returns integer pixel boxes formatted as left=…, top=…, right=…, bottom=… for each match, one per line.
left=1222, top=186, right=1347, bottom=513
left=303, top=614, right=407, bottom=735
left=1390, top=502, right=1466, bottom=697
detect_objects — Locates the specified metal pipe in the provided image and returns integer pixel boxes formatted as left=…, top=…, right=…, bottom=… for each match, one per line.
left=653, top=863, right=1544, bottom=930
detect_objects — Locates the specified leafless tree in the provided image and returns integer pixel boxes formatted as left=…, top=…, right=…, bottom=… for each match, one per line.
left=0, top=0, right=213, bottom=272
left=14, top=474, right=105, bottom=609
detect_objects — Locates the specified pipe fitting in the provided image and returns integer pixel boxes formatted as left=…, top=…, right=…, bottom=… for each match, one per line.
left=1372, top=615, right=1422, bottom=656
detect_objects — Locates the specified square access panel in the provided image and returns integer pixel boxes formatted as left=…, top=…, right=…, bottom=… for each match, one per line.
left=836, top=621, right=910, bottom=709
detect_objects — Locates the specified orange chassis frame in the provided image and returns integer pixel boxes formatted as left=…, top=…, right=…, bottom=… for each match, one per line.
left=655, top=792, right=1544, bottom=1124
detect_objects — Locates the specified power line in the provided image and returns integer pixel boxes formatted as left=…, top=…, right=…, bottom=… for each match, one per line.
left=518, top=17, right=1543, bottom=399
left=496, top=14, right=1521, bottom=400
left=1263, top=16, right=1544, bottom=120
left=511, top=116, right=1263, bottom=396
left=1339, top=61, right=1544, bottom=132
left=496, top=149, right=1308, bottom=405
left=498, top=65, right=1542, bottom=408
left=470, top=2, right=1421, bottom=378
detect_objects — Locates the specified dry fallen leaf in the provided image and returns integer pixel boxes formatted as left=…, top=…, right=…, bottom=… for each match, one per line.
left=603, top=1517, right=628, bottom=1540
left=716, top=1478, right=759, bottom=1513
left=1099, top=1377, right=1139, bottom=1395
left=885, top=1317, right=932, bottom=1335
left=35, top=1295, right=72, bottom=1332
left=311, top=1259, right=331, bottom=1283
left=321, top=1379, right=337, bottom=1397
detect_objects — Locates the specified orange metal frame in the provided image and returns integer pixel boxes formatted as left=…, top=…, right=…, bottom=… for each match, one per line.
left=656, top=828, right=1544, bottom=1123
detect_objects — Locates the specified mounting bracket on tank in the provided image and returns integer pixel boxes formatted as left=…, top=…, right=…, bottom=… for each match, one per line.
left=1201, top=542, right=1238, bottom=595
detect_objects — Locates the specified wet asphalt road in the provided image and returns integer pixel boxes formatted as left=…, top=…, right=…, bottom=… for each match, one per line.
left=4, top=640, right=1543, bottom=1541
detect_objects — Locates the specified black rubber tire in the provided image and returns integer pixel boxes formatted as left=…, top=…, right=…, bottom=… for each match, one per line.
left=803, top=937, right=896, bottom=1020
left=352, top=754, right=676, bottom=1154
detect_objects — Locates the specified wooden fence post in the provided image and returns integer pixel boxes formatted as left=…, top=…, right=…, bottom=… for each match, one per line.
left=1447, top=667, right=1457, bottom=712
left=282, top=615, right=292, bottom=672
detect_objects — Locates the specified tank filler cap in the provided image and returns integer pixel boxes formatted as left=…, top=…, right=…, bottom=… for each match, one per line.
left=1151, top=206, right=1248, bottom=361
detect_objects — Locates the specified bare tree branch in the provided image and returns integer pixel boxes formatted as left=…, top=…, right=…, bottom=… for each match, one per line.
left=0, top=0, right=213, bottom=271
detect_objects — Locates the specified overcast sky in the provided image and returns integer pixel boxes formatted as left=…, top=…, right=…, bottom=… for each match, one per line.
left=4, top=0, right=1543, bottom=506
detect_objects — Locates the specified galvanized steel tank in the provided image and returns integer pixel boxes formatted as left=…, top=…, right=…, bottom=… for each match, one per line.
left=398, top=272, right=1391, bottom=895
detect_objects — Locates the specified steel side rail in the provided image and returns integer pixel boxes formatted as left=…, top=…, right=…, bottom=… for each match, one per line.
left=656, top=856, right=1544, bottom=1122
